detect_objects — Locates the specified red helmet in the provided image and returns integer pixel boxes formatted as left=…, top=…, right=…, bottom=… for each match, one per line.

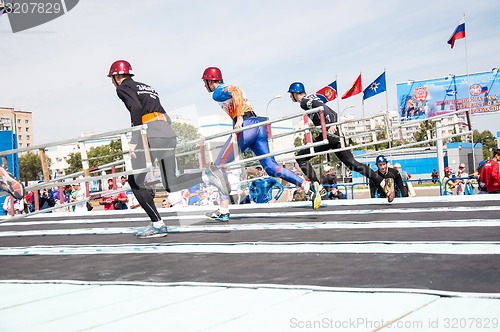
left=202, top=67, right=223, bottom=81
left=108, top=60, right=134, bottom=77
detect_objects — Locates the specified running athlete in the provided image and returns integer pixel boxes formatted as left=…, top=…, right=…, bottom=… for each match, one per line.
left=108, top=60, right=230, bottom=238
left=202, top=67, right=321, bottom=221
left=287, top=82, right=395, bottom=202
left=0, top=165, right=25, bottom=200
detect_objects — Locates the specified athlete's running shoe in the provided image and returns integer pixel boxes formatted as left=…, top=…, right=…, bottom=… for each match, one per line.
left=0, top=166, right=25, bottom=200
left=383, top=178, right=395, bottom=203
left=318, top=184, right=327, bottom=198
left=206, top=209, right=230, bottom=222
left=135, top=224, right=168, bottom=238
left=205, top=165, right=231, bottom=196
left=311, top=181, right=322, bottom=210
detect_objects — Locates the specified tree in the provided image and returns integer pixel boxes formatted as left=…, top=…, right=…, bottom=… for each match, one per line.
left=64, top=140, right=123, bottom=175
left=473, top=129, right=497, bottom=160
left=413, top=120, right=436, bottom=147
left=65, top=152, right=82, bottom=175
left=19, top=151, right=51, bottom=182
left=171, top=121, right=202, bottom=171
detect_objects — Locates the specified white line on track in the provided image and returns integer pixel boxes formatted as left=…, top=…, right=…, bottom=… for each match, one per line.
left=1, top=219, right=500, bottom=238
left=2, top=205, right=499, bottom=227
left=2, top=241, right=500, bottom=256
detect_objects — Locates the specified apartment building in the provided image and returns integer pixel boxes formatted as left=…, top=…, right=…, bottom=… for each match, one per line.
left=0, top=107, right=33, bottom=150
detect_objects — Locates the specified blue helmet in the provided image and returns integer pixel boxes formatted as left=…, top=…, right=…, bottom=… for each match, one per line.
left=375, top=155, right=388, bottom=164
left=288, top=82, right=305, bottom=94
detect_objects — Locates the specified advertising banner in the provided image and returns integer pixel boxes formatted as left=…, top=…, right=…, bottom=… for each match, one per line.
left=396, top=70, right=500, bottom=122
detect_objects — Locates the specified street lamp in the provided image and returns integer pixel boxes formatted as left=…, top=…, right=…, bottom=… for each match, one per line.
left=340, top=105, right=355, bottom=118
left=265, top=95, right=282, bottom=121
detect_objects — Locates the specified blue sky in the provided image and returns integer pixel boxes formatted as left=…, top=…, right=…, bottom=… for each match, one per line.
left=1, top=0, right=499, bottom=144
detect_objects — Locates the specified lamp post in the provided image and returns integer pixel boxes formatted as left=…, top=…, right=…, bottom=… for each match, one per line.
left=265, top=95, right=282, bottom=121
left=340, top=105, right=355, bottom=118
left=265, top=95, right=282, bottom=146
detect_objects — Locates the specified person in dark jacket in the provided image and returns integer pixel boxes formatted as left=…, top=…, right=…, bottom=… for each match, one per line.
left=108, top=60, right=230, bottom=238
left=369, top=155, right=408, bottom=199
left=288, top=82, right=395, bottom=203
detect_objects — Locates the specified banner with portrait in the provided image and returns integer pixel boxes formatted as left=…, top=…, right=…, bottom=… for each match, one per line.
left=396, top=70, right=500, bottom=122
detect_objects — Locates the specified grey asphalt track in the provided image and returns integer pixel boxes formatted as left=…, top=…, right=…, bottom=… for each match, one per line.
left=1, top=195, right=500, bottom=331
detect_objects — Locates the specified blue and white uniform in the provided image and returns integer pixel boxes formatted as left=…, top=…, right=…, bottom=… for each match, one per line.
left=212, top=83, right=304, bottom=191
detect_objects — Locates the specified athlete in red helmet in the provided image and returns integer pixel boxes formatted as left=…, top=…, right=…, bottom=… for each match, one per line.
left=201, top=67, right=321, bottom=222
left=108, top=60, right=230, bottom=238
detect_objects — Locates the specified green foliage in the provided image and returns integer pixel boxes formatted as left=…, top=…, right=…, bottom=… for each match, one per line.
left=65, top=152, right=82, bottom=175
left=19, top=151, right=51, bottom=182
left=171, top=122, right=202, bottom=171
left=413, top=120, right=437, bottom=146
left=64, top=139, right=123, bottom=175
left=473, top=129, right=497, bottom=160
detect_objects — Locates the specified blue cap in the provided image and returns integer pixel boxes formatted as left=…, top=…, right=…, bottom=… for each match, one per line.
left=332, top=184, right=338, bottom=189
left=479, top=160, right=486, bottom=167
left=375, top=155, right=388, bottom=164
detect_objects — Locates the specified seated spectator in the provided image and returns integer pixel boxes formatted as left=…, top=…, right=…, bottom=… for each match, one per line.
left=292, top=186, right=306, bottom=201
left=442, top=167, right=459, bottom=195
left=327, top=184, right=346, bottom=200
left=3, top=195, right=24, bottom=215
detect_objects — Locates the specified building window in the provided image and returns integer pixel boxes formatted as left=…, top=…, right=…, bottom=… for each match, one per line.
left=17, top=119, right=21, bottom=124
left=25, top=119, right=29, bottom=124
left=18, top=135, right=22, bottom=140
left=26, top=127, right=29, bottom=132
left=26, top=135, right=30, bottom=140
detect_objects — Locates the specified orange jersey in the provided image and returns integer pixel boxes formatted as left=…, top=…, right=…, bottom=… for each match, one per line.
left=212, top=83, right=254, bottom=120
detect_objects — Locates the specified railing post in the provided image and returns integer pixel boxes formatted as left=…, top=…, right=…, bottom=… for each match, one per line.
left=120, top=134, right=133, bottom=172
left=140, top=128, right=152, bottom=168
left=79, top=142, right=90, bottom=178
left=38, top=148, right=50, bottom=183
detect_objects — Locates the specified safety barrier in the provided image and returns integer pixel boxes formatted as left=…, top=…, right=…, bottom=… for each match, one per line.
left=0, top=104, right=474, bottom=217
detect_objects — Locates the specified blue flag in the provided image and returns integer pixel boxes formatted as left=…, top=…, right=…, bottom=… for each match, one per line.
left=363, top=72, right=386, bottom=100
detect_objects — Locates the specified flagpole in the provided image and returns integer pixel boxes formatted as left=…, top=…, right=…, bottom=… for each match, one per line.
left=360, top=71, right=365, bottom=120
left=463, top=12, right=471, bottom=120
left=383, top=68, right=392, bottom=150
left=336, top=74, right=341, bottom=117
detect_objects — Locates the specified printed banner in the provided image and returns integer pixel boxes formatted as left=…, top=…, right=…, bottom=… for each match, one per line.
left=396, top=70, right=500, bottom=122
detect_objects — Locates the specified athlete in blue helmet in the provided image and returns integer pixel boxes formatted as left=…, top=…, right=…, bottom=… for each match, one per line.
left=370, top=155, right=407, bottom=198
left=288, top=82, right=395, bottom=202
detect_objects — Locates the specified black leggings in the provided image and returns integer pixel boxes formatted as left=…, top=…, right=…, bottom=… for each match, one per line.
left=296, top=134, right=384, bottom=186
left=129, top=137, right=203, bottom=222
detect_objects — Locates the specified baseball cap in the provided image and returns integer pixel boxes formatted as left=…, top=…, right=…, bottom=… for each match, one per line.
left=375, top=155, right=388, bottom=164
left=324, top=165, right=333, bottom=172
left=479, top=160, right=486, bottom=167
left=393, top=163, right=402, bottom=168
left=459, top=163, right=465, bottom=168
left=444, top=166, right=453, bottom=173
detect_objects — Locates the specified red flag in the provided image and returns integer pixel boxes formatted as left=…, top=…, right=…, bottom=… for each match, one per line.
left=341, top=74, right=362, bottom=99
